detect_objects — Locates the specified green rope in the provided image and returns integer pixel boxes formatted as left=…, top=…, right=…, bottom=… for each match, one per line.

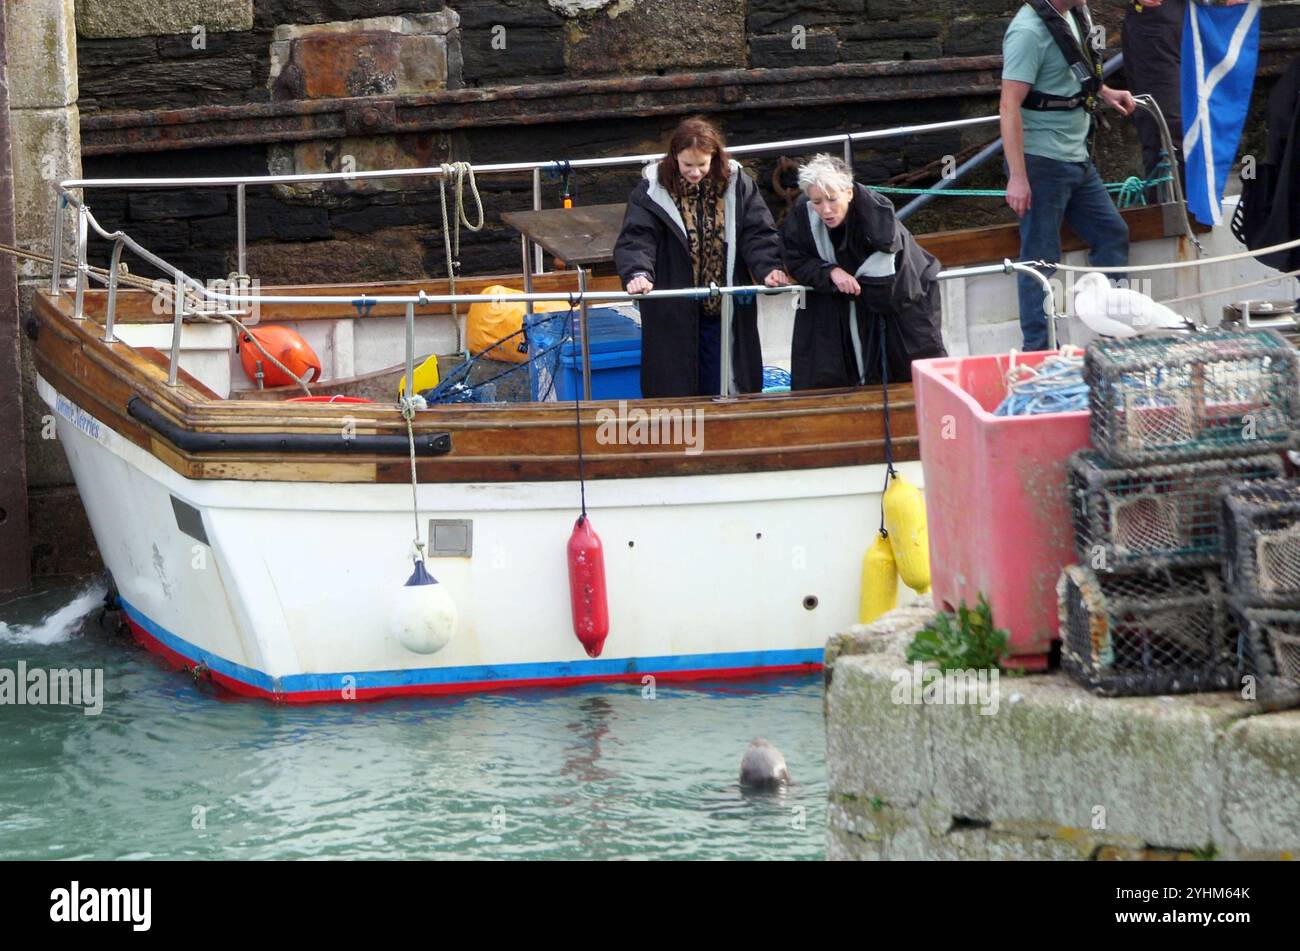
left=870, top=185, right=1008, bottom=196
left=870, top=174, right=1172, bottom=200
left=1112, top=175, right=1149, bottom=208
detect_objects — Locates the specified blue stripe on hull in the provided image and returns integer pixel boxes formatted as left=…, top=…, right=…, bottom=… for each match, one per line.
left=119, top=598, right=824, bottom=695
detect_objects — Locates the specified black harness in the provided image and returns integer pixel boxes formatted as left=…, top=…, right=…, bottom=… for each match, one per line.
left=1021, top=0, right=1104, bottom=115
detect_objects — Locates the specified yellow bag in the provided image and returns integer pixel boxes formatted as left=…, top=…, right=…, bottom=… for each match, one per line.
left=467, top=285, right=570, bottom=364
left=882, top=471, right=931, bottom=595
left=859, top=533, right=899, bottom=624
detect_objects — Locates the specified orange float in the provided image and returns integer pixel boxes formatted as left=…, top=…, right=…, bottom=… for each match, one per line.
left=238, top=326, right=322, bottom=388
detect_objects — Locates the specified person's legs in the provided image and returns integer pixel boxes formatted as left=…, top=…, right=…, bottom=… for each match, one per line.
left=1063, top=162, right=1130, bottom=290
left=1015, top=154, right=1077, bottom=351
left=1122, top=4, right=1186, bottom=199
left=696, top=310, right=722, bottom=396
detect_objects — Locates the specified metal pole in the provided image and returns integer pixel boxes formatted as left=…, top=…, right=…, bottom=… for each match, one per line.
left=236, top=183, right=247, bottom=277
left=404, top=301, right=416, bottom=400
left=532, top=167, right=544, bottom=275
left=72, top=204, right=88, bottom=319
left=168, top=276, right=185, bottom=386
left=842, top=134, right=853, bottom=169
left=521, top=235, right=534, bottom=326
left=104, top=239, right=125, bottom=342
left=60, top=115, right=1008, bottom=191
left=49, top=194, right=65, bottom=293
left=578, top=268, right=592, bottom=401
left=1008, top=261, right=1060, bottom=351
left=719, top=291, right=733, bottom=398
left=897, top=137, right=1006, bottom=222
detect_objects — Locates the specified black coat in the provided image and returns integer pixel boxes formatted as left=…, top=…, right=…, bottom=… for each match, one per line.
left=614, top=164, right=785, bottom=397
left=781, top=184, right=946, bottom=390
left=1238, top=56, right=1300, bottom=273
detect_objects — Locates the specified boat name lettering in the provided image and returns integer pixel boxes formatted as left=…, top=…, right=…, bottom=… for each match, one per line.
left=54, top=394, right=107, bottom=444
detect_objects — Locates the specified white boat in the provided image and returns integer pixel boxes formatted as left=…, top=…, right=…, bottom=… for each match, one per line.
left=29, top=117, right=1295, bottom=701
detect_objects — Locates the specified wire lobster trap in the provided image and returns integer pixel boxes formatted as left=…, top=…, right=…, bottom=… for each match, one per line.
left=1221, top=478, right=1300, bottom=608
left=1069, top=451, right=1286, bottom=571
left=1084, top=330, right=1300, bottom=465
left=1226, top=597, right=1300, bottom=712
left=1058, top=564, right=1236, bottom=696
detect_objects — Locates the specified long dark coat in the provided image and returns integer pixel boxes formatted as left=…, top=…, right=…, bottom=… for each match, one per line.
left=614, top=162, right=785, bottom=397
left=781, top=184, right=946, bottom=390
left=1238, top=56, right=1300, bottom=272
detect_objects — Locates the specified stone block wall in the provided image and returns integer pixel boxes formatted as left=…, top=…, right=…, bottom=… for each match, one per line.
left=824, top=608, right=1300, bottom=860
left=77, top=0, right=1300, bottom=106
left=68, top=0, right=1195, bottom=111
left=3, top=1, right=98, bottom=582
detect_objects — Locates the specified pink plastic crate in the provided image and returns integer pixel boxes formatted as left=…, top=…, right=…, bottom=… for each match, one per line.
left=912, top=351, right=1092, bottom=671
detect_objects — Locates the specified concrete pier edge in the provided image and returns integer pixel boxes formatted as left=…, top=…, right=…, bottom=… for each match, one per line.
left=825, top=605, right=1299, bottom=861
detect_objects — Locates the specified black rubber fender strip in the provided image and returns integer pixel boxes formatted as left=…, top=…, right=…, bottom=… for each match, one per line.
left=126, top=395, right=453, bottom=456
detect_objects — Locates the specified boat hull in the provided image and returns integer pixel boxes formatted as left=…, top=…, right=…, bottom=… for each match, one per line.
left=40, top=374, right=921, bottom=701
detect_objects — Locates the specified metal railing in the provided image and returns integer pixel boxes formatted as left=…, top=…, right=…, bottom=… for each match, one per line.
left=55, top=191, right=1061, bottom=391
left=55, top=111, right=1004, bottom=287
left=50, top=106, right=1132, bottom=393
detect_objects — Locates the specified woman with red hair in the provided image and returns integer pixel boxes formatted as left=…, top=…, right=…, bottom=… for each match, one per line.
left=615, top=117, right=789, bottom=397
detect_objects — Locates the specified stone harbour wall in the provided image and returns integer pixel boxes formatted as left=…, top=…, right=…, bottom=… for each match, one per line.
left=73, top=1, right=1300, bottom=111
left=824, top=607, right=1300, bottom=860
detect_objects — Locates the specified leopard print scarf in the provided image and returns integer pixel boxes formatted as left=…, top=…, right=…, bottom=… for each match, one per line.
left=674, top=176, right=726, bottom=316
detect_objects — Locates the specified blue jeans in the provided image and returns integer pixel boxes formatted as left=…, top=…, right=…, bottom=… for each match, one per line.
left=697, top=311, right=721, bottom=396
left=1014, top=154, right=1130, bottom=351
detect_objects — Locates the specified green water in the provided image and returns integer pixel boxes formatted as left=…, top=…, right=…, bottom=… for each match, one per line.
left=0, top=581, right=826, bottom=860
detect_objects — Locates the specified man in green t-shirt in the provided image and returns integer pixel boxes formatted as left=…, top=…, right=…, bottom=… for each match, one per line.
left=1001, top=0, right=1136, bottom=350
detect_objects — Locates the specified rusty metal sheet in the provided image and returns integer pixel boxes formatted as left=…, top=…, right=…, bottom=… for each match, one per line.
left=81, top=35, right=1300, bottom=157
left=81, top=56, right=1009, bottom=155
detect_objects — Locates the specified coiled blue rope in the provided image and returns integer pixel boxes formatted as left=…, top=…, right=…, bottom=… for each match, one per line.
left=993, top=353, right=1089, bottom=416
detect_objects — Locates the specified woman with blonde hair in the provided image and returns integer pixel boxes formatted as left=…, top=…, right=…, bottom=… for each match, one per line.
left=614, top=117, right=789, bottom=397
left=780, top=154, right=946, bottom=390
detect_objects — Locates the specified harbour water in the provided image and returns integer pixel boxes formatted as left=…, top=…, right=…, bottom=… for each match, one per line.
left=0, top=580, right=826, bottom=860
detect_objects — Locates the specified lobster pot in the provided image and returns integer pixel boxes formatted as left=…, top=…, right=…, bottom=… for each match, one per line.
left=1221, top=479, right=1300, bottom=608
left=1226, top=597, right=1300, bottom=712
left=1068, top=451, right=1285, bottom=571
left=1058, top=565, right=1236, bottom=696
left=1084, top=330, right=1300, bottom=465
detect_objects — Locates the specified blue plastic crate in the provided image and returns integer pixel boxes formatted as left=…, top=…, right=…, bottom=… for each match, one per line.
left=526, top=308, right=642, bottom=401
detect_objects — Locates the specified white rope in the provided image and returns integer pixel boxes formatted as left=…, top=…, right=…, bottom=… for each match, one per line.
left=1158, top=266, right=1300, bottom=306
left=438, top=161, right=485, bottom=355
left=401, top=399, right=425, bottom=561
left=1043, top=234, right=1300, bottom=274
left=194, top=309, right=312, bottom=395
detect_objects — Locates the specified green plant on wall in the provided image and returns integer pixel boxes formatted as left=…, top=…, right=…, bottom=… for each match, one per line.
left=906, top=594, right=1009, bottom=672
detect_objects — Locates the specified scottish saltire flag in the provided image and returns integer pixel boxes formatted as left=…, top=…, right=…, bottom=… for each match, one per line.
left=1182, top=0, right=1261, bottom=226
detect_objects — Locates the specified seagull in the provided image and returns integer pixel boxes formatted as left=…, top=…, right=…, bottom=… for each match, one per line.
left=1071, top=271, right=1195, bottom=338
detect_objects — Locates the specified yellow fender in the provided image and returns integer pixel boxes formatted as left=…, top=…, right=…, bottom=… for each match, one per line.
left=399, top=353, right=441, bottom=398
left=883, top=471, right=931, bottom=594
left=860, top=532, right=899, bottom=624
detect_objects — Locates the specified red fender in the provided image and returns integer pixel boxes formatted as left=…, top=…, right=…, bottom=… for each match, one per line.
left=567, top=515, right=609, bottom=657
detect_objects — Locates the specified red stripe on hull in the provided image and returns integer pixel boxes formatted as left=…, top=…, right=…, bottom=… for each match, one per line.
left=124, top=615, right=822, bottom=704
